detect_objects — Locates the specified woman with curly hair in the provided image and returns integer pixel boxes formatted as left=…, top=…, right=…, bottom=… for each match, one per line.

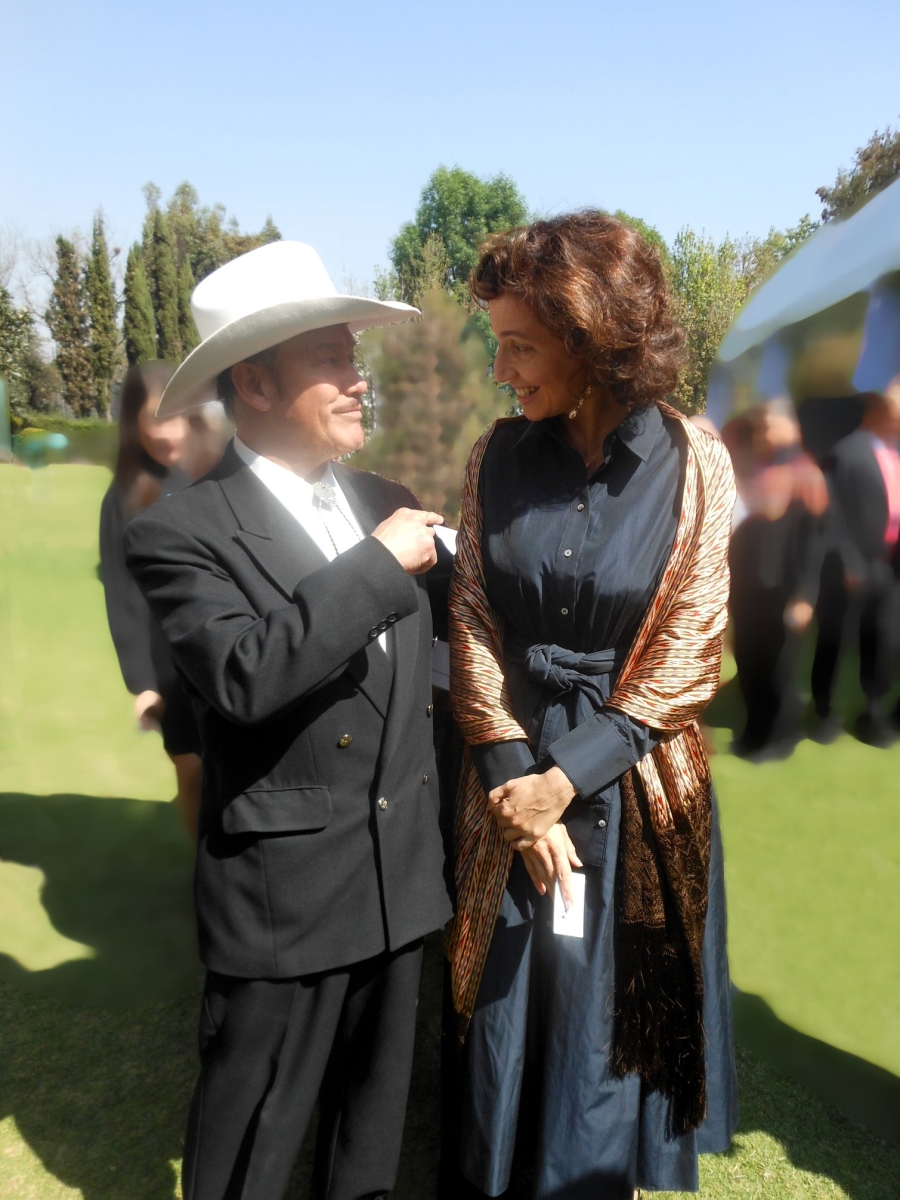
left=446, top=212, right=738, bottom=1197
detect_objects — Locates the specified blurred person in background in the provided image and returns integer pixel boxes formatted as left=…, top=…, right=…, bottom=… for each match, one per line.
left=99, top=362, right=202, bottom=840
left=728, top=399, right=829, bottom=759
left=184, top=401, right=231, bottom=480
left=811, top=383, right=900, bottom=746
left=446, top=213, right=738, bottom=1199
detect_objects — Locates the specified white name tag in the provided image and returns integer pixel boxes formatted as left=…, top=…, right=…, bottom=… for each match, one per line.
left=553, top=873, right=585, bottom=938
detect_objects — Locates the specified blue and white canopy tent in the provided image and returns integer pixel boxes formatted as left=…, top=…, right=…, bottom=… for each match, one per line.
left=707, top=176, right=900, bottom=457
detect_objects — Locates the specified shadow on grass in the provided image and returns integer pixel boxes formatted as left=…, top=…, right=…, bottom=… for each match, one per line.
left=733, top=988, right=900, bottom=1149
left=0, top=792, right=197, bottom=1005
left=0, top=792, right=200, bottom=1198
left=729, top=1043, right=900, bottom=1200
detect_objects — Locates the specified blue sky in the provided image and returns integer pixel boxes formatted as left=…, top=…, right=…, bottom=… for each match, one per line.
left=3, top=0, right=898, bottom=291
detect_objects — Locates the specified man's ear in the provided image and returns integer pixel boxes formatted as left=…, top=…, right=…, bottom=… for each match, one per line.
left=231, top=361, right=273, bottom=414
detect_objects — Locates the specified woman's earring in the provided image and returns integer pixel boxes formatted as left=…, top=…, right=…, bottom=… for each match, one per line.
left=568, top=386, right=592, bottom=420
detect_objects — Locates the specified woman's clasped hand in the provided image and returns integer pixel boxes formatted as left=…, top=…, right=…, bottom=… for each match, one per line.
left=488, top=765, right=582, bottom=907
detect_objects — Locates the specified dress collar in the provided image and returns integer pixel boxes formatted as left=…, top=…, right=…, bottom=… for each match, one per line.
left=232, top=434, right=339, bottom=503
left=514, top=402, right=663, bottom=464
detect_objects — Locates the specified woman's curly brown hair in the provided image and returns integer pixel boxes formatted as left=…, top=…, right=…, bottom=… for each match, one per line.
left=470, top=211, right=685, bottom=410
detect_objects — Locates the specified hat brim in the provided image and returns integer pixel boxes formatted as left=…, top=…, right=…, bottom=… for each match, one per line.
left=156, top=296, right=419, bottom=416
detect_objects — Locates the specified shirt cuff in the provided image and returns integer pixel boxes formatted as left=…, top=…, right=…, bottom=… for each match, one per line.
left=469, top=740, right=536, bottom=796
left=547, top=710, right=657, bottom=800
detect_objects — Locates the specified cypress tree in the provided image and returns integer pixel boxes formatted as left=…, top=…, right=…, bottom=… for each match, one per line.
left=177, top=256, right=200, bottom=357
left=0, top=285, right=35, bottom=413
left=45, top=236, right=95, bottom=417
left=123, top=244, right=157, bottom=366
left=146, top=209, right=182, bottom=361
left=85, top=212, right=118, bottom=416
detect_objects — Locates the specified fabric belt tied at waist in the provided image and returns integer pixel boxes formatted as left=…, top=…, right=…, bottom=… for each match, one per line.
left=509, top=638, right=621, bottom=696
left=505, top=638, right=625, bottom=758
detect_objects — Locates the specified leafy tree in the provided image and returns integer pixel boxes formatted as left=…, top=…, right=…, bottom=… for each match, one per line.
left=162, top=181, right=281, bottom=284
left=389, top=167, right=528, bottom=304
left=178, top=257, right=200, bottom=356
left=742, top=216, right=819, bottom=289
left=668, top=217, right=818, bottom=414
left=45, top=236, right=95, bottom=417
left=0, top=285, right=36, bottom=413
left=123, top=243, right=157, bottom=366
left=144, top=209, right=182, bottom=361
left=84, top=212, right=118, bottom=415
left=355, top=289, right=507, bottom=519
left=668, top=230, right=747, bottom=415
left=817, top=123, right=900, bottom=220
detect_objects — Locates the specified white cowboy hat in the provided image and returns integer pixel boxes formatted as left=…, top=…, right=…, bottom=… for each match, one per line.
left=156, top=240, right=418, bottom=416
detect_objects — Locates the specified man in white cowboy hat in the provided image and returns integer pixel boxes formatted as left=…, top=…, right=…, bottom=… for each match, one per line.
left=124, top=241, right=454, bottom=1199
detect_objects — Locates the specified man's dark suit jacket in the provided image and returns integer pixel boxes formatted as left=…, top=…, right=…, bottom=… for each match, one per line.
left=124, top=444, right=454, bottom=979
left=823, top=428, right=893, bottom=585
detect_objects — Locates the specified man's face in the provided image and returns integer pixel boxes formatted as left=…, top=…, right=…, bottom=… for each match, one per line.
left=264, top=324, right=367, bottom=464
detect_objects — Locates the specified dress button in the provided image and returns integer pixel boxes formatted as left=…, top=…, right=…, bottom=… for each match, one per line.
left=577, top=503, right=585, bottom=512
left=563, top=549, right=573, bottom=558
left=561, top=607, right=569, bottom=615
left=426, top=704, right=434, bottom=717
left=338, top=734, right=353, bottom=748
left=378, top=797, right=388, bottom=811
left=597, top=818, right=607, bottom=828
left=423, top=773, right=429, bottom=784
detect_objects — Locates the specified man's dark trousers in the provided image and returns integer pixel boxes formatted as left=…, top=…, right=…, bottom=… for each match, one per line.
left=183, top=941, right=423, bottom=1200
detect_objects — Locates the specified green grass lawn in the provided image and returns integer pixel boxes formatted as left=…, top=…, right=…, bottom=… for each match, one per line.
left=1, top=462, right=898, bottom=1198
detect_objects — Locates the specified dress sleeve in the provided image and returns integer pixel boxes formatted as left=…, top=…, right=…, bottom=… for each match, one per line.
left=547, top=710, right=659, bottom=800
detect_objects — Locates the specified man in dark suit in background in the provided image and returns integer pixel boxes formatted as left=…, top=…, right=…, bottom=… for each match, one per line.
left=125, top=241, right=454, bottom=1199
left=811, top=385, right=900, bottom=746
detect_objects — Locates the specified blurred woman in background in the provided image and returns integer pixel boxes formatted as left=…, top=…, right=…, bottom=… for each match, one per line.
left=99, top=362, right=202, bottom=841
left=728, top=399, right=830, bottom=759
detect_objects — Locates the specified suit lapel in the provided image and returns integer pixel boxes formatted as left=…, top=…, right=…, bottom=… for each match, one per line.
left=217, top=445, right=393, bottom=717
left=218, top=444, right=328, bottom=599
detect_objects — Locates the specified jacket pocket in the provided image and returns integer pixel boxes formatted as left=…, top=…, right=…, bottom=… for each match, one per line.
left=222, top=786, right=332, bottom=835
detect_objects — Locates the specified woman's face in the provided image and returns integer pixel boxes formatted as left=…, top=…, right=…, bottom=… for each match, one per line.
left=489, top=293, right=583, bottom=422
left=137, top=394, right=188, bottom=467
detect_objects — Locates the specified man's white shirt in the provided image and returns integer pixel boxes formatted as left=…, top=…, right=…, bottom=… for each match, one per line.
left=233, top=435, right=390, bottom=657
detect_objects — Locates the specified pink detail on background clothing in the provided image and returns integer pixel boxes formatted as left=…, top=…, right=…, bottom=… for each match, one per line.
left=871, top=437, right=900, bottom=550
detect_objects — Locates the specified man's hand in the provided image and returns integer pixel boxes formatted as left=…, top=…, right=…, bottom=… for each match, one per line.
left=520, top=823, right=583, bottom=909
left=135, top=689, right=165, bottom=731
left=489, top=765, right=577, bottom=849
left=372, top=508, right=444, bottom=575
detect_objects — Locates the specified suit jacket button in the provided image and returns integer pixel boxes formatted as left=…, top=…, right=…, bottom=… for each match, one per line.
left=378, top=797, right=388, bottom=811
left=388, top=613, right=398, bottom=623
left=426, top=704, right=434, bottom=717
left=423, top=773, right=429, bottom=784
left=338, top=734, right=353, bottom=748
left=368, top=628, right=379, bottom=639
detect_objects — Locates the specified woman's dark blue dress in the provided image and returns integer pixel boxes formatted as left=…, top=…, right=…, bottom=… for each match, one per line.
left=460, top=406, right=738, bottom=1197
